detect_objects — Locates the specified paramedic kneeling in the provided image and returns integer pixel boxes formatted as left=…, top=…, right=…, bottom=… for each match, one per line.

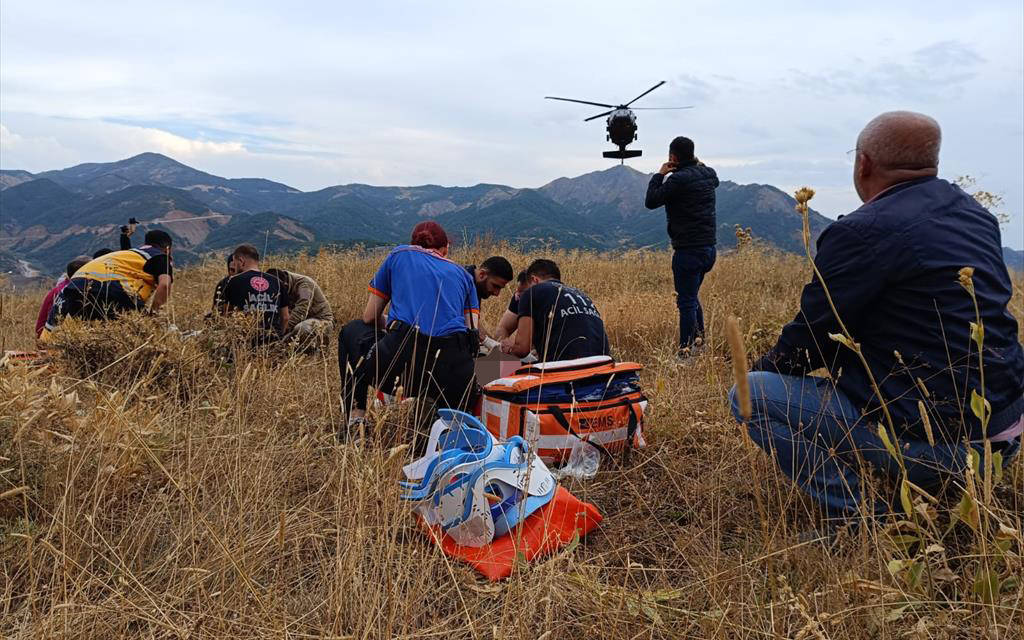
left=500, top=258, right=610, bottom=362
left=337, top=221, right=480, bottom=445
left=42, top=230, right=173, bottom=339
left=729, top=111, right=1024, bottom=523
left=266, top=268, right=334, bottom=350
left=219, top=244, right=291, bottom=343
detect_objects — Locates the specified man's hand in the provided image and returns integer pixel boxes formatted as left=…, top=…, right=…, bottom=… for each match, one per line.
left=501, top=316, right=533, bottom=358
left=659, top=161, right=677, bottom=176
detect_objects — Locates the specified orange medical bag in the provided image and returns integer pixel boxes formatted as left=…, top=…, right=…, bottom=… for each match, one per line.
left=480, top=355, right=647, bottom=464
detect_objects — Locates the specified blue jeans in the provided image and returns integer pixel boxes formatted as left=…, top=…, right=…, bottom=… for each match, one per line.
left=729, top=372, right=1020, bottom=520
left=672, top=245, right=716, bottom=351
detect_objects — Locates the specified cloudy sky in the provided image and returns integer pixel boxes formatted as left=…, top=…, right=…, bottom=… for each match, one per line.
left=2, top=0, right=1022, bottom=247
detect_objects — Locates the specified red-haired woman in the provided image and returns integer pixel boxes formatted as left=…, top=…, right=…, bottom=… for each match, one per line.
left=337, top=221, right=480, bottom=448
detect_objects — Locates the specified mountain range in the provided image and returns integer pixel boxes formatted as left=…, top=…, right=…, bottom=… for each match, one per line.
left=1, top=152, right=1020, bottom=277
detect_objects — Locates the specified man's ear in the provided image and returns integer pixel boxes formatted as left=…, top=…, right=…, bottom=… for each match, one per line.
left=856, top=152, right=872, bottom=181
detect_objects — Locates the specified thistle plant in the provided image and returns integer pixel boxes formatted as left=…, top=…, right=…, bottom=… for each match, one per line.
left=954, top=266, right=1019, bottom=609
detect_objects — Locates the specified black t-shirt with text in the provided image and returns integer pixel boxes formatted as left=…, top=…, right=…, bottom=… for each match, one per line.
left=221, top=270, right=290, bottom=334
left=517, top=280, right=610, bottom=361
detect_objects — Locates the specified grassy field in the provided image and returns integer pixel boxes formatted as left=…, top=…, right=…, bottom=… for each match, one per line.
left=1, top=242, right=1022, bottom=639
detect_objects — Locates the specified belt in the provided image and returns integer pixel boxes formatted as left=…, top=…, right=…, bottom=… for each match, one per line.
left=388, top=320, right=474, bottom=349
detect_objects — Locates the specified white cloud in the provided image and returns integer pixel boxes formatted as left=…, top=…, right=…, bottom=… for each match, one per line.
left=0, top=124, right=20, bottom=149
left=132, top=128, right=246, bottom=157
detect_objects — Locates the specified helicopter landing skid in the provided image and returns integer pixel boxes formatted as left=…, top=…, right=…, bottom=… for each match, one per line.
left=603, top=149, right=642, bottom=161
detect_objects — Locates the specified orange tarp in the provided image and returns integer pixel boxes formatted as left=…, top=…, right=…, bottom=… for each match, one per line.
left=420, top=486, right=602, bottom=581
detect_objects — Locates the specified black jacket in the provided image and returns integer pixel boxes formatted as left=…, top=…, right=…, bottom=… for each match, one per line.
left=754, top=177, right=1024, bottom=444
left=645, top=161, right=719, bottom=248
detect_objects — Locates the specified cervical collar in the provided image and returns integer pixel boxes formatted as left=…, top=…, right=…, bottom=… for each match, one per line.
left=401, top=410, right=557, bottom=547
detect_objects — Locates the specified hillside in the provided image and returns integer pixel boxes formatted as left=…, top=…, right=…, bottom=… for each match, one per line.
left=6, top=151, right=1006, bottom=278
left=539, top=165, right=832, bottom=251
left=1004, top=246, right=1023, bottom=272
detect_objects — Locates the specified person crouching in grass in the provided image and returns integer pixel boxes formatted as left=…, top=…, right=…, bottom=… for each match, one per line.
left=336, top=221, right=479, bottom=451
left=729, top=111, right=1023, bottom=532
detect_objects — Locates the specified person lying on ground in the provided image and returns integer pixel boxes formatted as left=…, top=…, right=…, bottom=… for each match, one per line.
left=728, top=111, right=1024, bottom=526
left=266, top=267, right=334, bottom=349
left=35, top=256, right=89, bottom=339
left=463, top=256, right=513, bottom=342
left=337, top=220, right=479, bottom=448
left=42, top=230, right=174, bottom=340
left=218, top=244, right=291, bottom=343
left=500, top=258, right=611, bottom=362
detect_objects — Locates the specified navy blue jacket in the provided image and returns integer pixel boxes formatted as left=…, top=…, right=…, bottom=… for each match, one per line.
left=755, top=177, right=1023, bottom=444
left=645, top=161, right=719, bottom=248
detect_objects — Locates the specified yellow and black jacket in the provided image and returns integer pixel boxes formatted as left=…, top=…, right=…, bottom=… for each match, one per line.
left=72, top=246, right=171, bottom=301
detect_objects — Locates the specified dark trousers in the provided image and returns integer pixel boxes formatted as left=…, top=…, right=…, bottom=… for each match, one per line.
left=730, top=372, right=1021, bottom=520
left=46, top=278, right=142, bottom=331
left=337, top=318, right=477, bottom=415
left=672, top=245, right=716, bottom=351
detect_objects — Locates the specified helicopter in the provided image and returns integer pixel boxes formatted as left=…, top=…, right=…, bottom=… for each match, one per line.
left=545, top=80, right=692, bottom=162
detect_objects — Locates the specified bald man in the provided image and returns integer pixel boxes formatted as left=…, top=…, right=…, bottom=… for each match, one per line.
left=730, top=111, right=1023, bottom=526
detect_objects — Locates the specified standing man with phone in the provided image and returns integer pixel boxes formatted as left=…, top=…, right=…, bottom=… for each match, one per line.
left=644, top=136, right=719, bottom=359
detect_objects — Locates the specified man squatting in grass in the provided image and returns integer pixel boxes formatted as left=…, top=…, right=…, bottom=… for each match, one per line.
left=35, top=256, right=89, bottom=340
left=500, top=258, right=611, bottom=363
left=218, top=244, right=291, bottom=344
left=463, top=256, right=514, bottom=345
left=41, top=229, right=175, bottom=341
left=730, top=111, right=1024, bottom=523
left=336, top=221, right=480, bottom=450
left=210, top=253, right=239, bottom=312
left=645, top=135, right=720, bottom=359
left=266, top=267, right=335, bottom=350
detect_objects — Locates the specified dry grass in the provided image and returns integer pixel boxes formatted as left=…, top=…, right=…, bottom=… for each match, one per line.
left=1, top=242, right=1022, bottom=639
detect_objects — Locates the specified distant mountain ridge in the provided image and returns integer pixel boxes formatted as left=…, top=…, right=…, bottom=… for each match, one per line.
left=4, top=152, right=1016, bottom=277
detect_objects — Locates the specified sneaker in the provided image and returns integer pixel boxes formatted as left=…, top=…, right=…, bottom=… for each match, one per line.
left=676, top=344, right=704, bottom=364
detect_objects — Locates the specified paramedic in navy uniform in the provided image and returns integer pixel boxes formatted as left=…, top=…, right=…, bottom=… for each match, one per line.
left=337, top=221, right=480, bottom=447
left=500, top=258, right=611, bottom=363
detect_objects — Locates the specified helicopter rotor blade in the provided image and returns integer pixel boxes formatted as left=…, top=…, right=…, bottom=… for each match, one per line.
left=624, top=80, right=666, bottom=107
left=584, top=110, right=615, bottom=122
left=544, top=96, right=617, bottom=109
left=630, top=106, right=694, bottom=110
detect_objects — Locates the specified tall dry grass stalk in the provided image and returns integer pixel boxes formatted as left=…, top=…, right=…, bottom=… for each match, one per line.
left=725, top=316, right=751, bottom=420
left=1, top=242, right=1022, bottom=639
